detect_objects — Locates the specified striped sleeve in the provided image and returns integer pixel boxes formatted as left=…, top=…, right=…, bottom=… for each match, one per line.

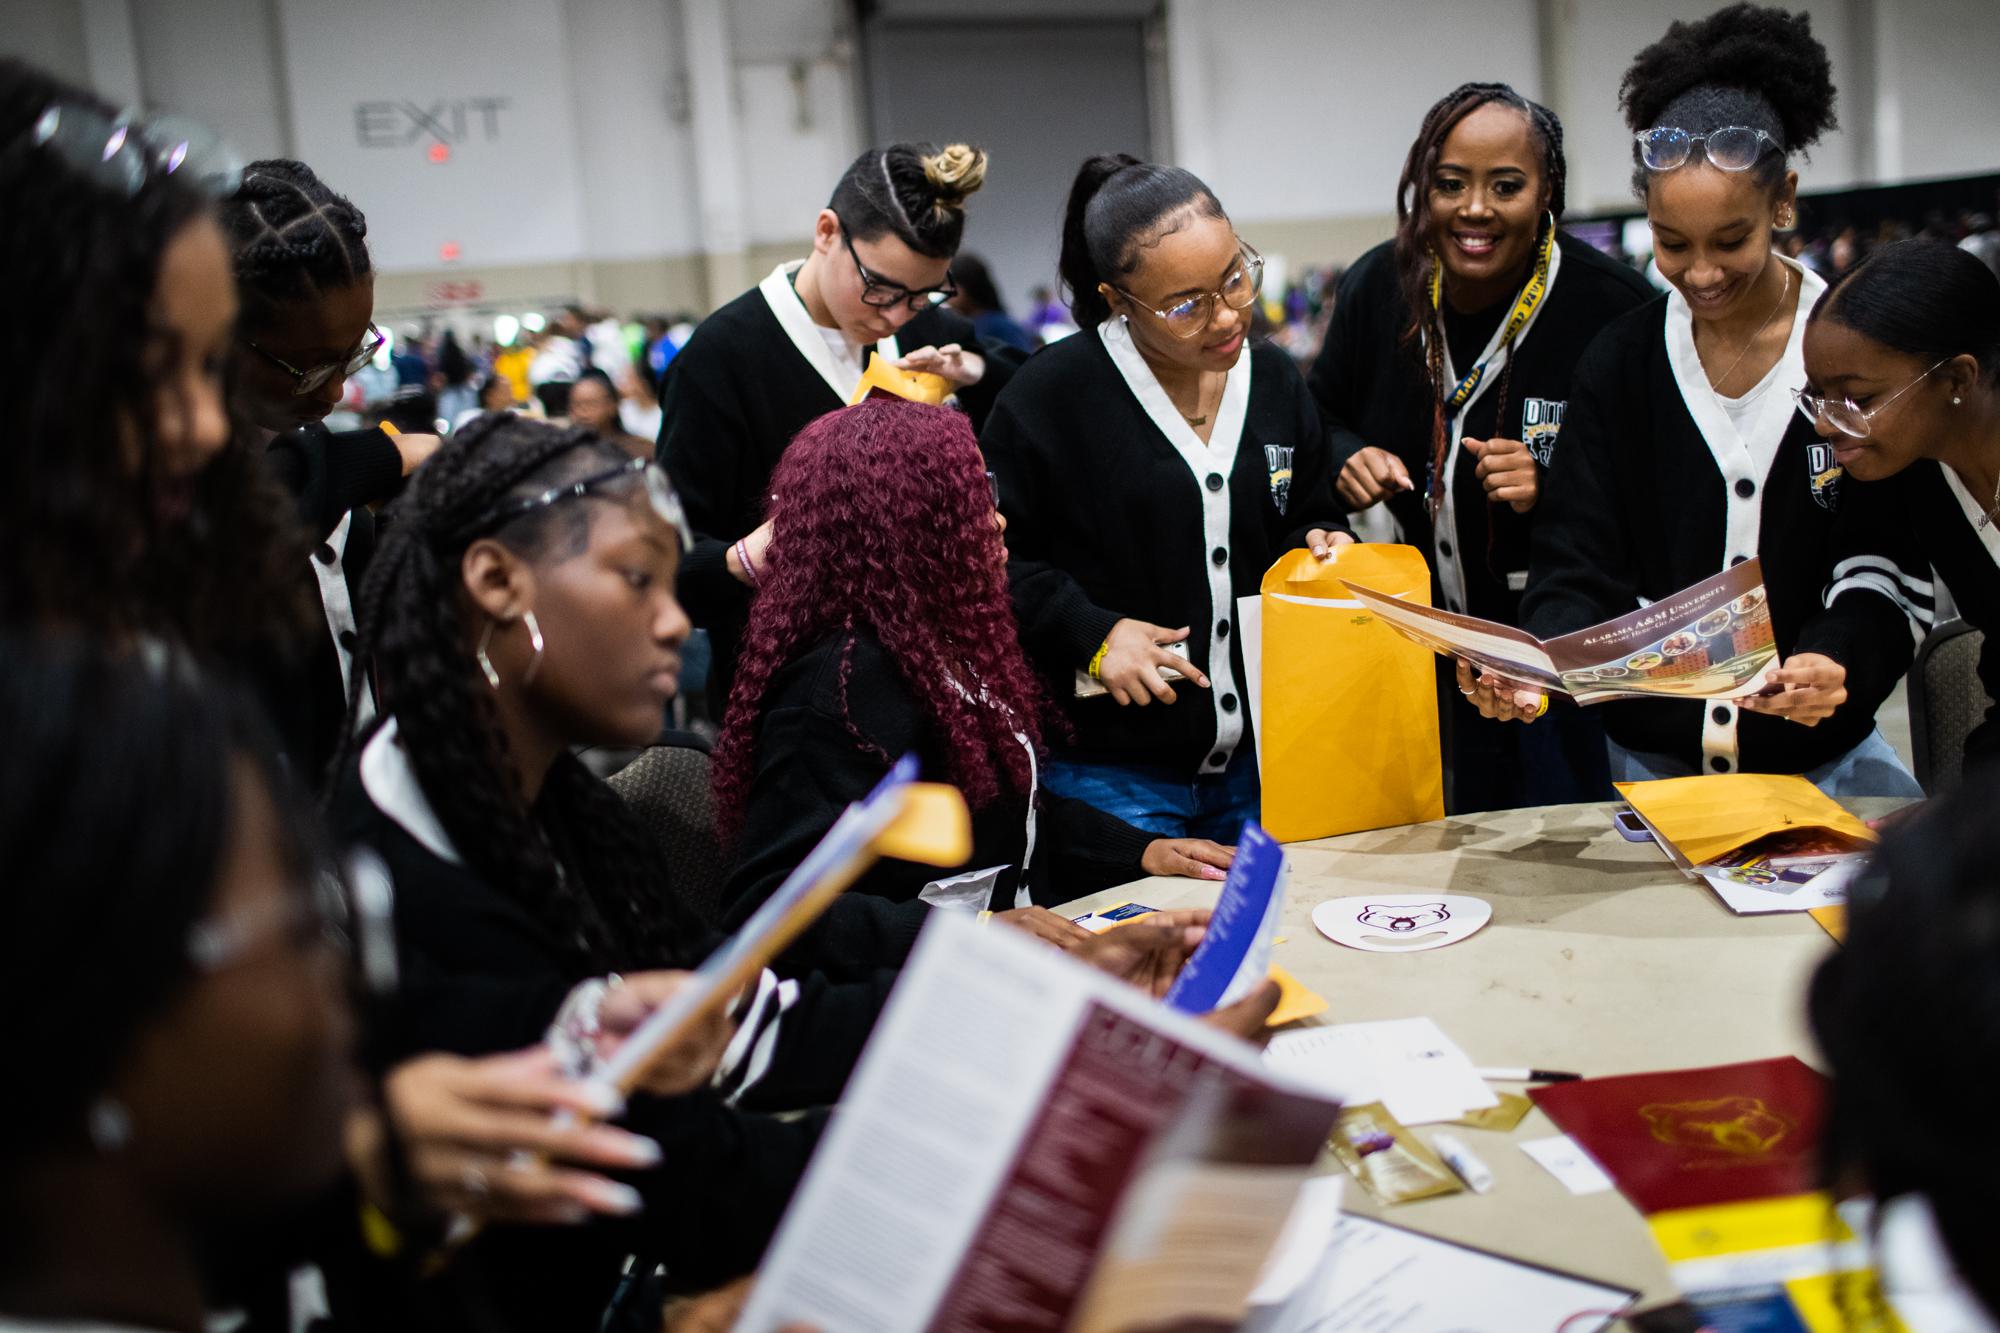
left=712, top=967, right=800, bottom=1105
left=1824, top=553, right=1938, bottom=646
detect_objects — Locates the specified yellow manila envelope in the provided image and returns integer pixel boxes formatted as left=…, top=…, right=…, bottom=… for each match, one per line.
left=1259, top=545, right=1443, bottom=842
left=847, top=356, right=952, bottom=406
left=1614, top=773, right=1877, bottom=868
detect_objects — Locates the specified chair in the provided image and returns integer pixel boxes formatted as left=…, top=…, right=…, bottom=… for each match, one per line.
left=1909, top=618, right=1990, bottom=795
left=607, top=730, right=727, bottom=926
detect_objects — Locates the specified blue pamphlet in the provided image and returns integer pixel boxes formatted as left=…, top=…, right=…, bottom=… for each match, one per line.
left=1163, top=823, right=1286, bottom=1015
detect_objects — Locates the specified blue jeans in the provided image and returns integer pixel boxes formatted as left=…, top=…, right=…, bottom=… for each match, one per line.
left=1042, top=748, right=1261, bottom=841
left=1606, top=727, right=1924, bottom=799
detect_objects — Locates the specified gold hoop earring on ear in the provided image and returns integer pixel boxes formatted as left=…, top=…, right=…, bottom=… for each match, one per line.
left=476, top=619, right=504, bottom=689
left=521, top=611, right=546, bottom=687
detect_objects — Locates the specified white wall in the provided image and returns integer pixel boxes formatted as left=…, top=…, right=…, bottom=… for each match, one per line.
left=127, top=0, right=291, bottom=164
left=566, top=0, right=702, bottom=260
left=1871, top=0, right=2000, bottom=182
left=1170, top=0, right=1543, bottom=224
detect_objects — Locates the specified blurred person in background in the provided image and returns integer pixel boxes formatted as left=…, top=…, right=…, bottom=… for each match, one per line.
left=566, top=367, right=652, bottom=460
left=946, top=252, right=1034, bottom=352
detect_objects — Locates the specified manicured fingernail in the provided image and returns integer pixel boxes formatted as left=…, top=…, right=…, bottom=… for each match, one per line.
left=1203, top=866, right=1227, bottom=880
left=578, top=1081, right=624, bottom=1118
left=585, top=1179, right=645, bottom=1215
left=602, top=1130, right=662, bottom=1167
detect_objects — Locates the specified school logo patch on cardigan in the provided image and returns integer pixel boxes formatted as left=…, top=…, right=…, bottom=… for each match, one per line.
left=1805, top=442, right=1843, bottom=511
left=1265, top=444, right=1294, bottom=515
left=1521, top=397, right=1565, bottom=465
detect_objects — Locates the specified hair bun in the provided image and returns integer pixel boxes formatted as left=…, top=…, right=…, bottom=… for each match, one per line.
left=922, top=144, right=988, bottom=208
left=1620, top=2, right=1837, bottom=150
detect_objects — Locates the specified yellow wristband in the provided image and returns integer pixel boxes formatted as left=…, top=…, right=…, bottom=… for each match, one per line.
left=1086, top=639, right=1112, bottom=680
left=359, top=1200, right=404, bottom=1258
left=378, top=420, right=401, bottom=439
left=1534, top=695, right=1550, bottom=718
left=977, top=910, right=994, bottom=927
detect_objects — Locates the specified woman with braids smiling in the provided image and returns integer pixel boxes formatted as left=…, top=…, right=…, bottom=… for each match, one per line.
left=1308, top=82, right=1654, bottom=811
left=715, top=399, right=1239, bottom=943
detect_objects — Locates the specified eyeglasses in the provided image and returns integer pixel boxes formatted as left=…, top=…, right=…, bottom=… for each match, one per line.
left=186, top=871, right=351, bottom=973
left=22, top=102, right=243, bottom=198
left=1113, top=242, right=1265, bottom=340
left=1793, top=357, right=1952, bottom=438
left=838, top=219, right=958, bottom=311
left=1635, top=126, right=1781, bottom=173
left=248, top=325, right=387, bottom=397
left=471, top=454, right=691, bottom=544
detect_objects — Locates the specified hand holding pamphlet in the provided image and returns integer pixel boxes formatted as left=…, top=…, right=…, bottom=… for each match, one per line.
left=1341, top=558, right=1779, bottom=704
left=1163, top=823, right=1285, bottom=1015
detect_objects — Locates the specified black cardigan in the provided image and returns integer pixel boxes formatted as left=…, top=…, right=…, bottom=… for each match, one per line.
left=328, top=746, right=899, bottom=1316
left=1521, top=286, right=1925, bottom=774
left=983, top=328, right=1350, bottom=774
left=1308, top=234, right=1655, bottom=621
left=722, top=630, right=1156, bottom=927
left=1812, top=460, right=1998, bottom=761
left=657, top=281, right=1020, bottom=697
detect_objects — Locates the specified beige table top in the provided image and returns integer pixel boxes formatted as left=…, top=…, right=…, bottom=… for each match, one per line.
left=1060, top=798, right=1902, bottom=1313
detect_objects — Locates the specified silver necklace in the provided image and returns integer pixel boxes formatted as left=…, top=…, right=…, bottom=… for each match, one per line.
left=1706, top=264, right=1791, bottom=394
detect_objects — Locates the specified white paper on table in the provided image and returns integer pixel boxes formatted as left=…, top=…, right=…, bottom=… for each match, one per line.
left=1236, top=594, right=1264, bottom=787
left=1263, top=1018, right=1496, bottom=1125
left=1259, top=1214, right=1635, bottom=1332
left=1520, top=1134, right=1617, bottom=1195
left=1695, top=855, right=1864, bottom=914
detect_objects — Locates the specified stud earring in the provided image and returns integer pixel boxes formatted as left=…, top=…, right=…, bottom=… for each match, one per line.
left=1954, top=396, right=1963, bottom=405
left=88, top=1096, right=132, bottom=1152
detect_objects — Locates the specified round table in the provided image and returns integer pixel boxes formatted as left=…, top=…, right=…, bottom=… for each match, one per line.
left=1057, top=798, right=1902, bottom=1311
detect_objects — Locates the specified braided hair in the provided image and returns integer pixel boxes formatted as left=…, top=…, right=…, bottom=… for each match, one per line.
left=343, top=413, right=700, bottom=973
left=0, top=58, right=310, bottom=655
left=219, top=158, right=372, bottom=330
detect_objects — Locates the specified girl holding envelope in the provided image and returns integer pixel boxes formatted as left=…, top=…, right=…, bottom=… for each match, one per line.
left=1307, top=82, right=1654, bottom=812
left=984, top=155, right=1351, bottom=838
left=657, top=142, right=1021, bottom=701
left=1473, top=4, right=1927, bottom=798
left=1796, top=239, right=2000, bottom=768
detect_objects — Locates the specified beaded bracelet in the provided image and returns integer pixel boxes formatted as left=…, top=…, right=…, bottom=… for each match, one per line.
left=735, top=537, right=760, bottom=587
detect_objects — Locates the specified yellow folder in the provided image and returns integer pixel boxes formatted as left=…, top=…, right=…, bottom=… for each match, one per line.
left=1614, top=773, right=1876, bottom=868
left=848, top=356, right=953, bottom=406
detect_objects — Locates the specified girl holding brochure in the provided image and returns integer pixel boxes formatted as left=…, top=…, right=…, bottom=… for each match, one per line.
left=1307, top=82, right=1654, bottom=812
left=657, top=141, right=1022, bottom=702
left=714, top=399, right=1240, bottom=931
left=330, top=414, right=1246, bottom=1322
left=984, top=155, right=1351, bottom=838
left=1476, top=4, right=1928, bottom=797
left=1796, top=239, right=2000, bottom=767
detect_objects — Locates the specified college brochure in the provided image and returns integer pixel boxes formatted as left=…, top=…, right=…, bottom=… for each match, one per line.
left=1341, top=559, right=1778, bottom=704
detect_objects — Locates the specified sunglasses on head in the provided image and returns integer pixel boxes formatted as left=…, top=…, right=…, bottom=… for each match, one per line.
left=1635, top=125, right=1780, bottom=174
left=468, top=455, right=692, bottom=545
left=19, top=101, right=243, bottom=198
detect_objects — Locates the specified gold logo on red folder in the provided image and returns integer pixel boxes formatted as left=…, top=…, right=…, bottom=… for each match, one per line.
left=1639, top=1097, right=1794, bottom=1158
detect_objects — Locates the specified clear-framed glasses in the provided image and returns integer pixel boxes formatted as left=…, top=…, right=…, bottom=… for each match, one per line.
left=1793, top=357, right=1952, bottom=438
left=837, top=218, right=958, bottom=310
left=1114, top=241, right=1266, bottom=340
left=472, top=454, right=691, bottom=544
left=186, top=869, right=352, bottom=974
left=249, top=324, right=387, bottom=396
left=1635, top=125, right=1781, bottom=173
left=24, top=102, right=243, bottom=198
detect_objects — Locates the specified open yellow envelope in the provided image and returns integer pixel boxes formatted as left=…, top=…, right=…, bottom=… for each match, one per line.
left=875, top=781, right=975, bottom=865
left=848, top=356, right=952, bottom=406
left=1614, top=773, right=1876, bottom=868
left=1259, top=544, right=1443, bottom=842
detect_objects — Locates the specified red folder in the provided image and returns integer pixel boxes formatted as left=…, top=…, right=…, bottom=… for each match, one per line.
left=1529, top=1058, right=1827, bottom=1214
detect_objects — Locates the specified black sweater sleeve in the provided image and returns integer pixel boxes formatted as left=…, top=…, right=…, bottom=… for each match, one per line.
left=266, top=424, right=405, bottom=543
left=1792, top=475, right=1924, bottom=726
left=1521, top=333, right=1643, bottom=639
left=1307, top=256, right=1388, bottom=476
left=985, top=392, right=1127, bottom=669
left=656, top=364, right=756, bottom=632
left=1037, top=792, right=1154, bottom=902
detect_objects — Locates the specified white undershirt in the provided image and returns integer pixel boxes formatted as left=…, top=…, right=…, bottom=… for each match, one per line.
left=1715, top=351, right=1788, bottom=449
left=812, top=321, right=865, bottom=402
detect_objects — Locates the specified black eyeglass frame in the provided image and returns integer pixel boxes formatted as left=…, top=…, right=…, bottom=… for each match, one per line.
left=836, top=217, right=958, bottom=311
left=249, top=324, right=387, bottom=396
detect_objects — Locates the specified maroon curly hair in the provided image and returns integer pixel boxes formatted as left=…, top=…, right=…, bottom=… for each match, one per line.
left=712, top=399, right=1050, bottom=839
